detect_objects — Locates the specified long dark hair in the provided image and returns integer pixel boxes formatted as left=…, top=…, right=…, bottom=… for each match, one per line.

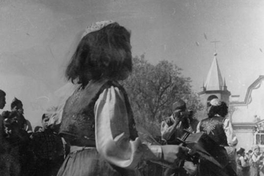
left=208, top=101, right=228, bottom=118
left=66, top=22, right=132, bottom=86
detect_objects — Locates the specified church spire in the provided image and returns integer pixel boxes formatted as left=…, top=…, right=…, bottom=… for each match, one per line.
left=223, top=78, right=227, bottom=90
left=204, top=54, right=224, bottom=91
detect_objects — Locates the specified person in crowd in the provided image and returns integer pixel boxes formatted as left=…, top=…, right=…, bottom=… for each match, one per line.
left=161, top=99, right=188, bottom=143
left=2, top=110, right=33, bottom=176
left=11, top=97, right=33, bottom=133
left=34, top=126, right=43, bottom=133
left=195, top=98, right=238, bottom=176
left=161, top=99, right=196, bottom=176
left=0, top=89, right=7, bottom=148
left=247, top=150, right=253, bottom=165
left=250, top=145, right=263, bottom=176
left=31, top=113, right=65, bottom=176
left=57, top=20, right=189, bottom=176
left=0, top=90, right=19, bottom=176
left=237, top=147, right=250, bottom=176
left=0, top=89, right=6, bottom=110
left=248, top=150, right=253, bottom=158
left=259, top=151, right=264, bottom=176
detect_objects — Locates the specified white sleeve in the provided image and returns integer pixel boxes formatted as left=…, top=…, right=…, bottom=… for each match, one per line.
left=223, top=118, right=238, bottom=147
left=196, top=121, right=201, bottom=133
left=94, top=86, right=162, bottom=169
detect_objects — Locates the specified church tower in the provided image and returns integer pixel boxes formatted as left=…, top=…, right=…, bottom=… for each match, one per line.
left=198, top=53, right=231, bottom=109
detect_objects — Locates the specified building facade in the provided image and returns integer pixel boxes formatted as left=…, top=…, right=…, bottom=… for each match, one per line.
left=198, top=53, right=264, bottom=150
left=198, top=53, right=230, bottom=120
left=230, top=75, right=264, bottom=150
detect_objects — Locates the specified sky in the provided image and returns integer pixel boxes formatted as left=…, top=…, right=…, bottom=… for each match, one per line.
left=1, top=0, right=264, bottom=127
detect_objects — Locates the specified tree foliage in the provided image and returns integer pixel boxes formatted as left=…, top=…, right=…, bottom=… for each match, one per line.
left=121, top=55, right=203, bottom=137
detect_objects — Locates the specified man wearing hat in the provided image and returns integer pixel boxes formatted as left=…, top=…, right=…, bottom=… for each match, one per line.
left=161, top=99, right=188, bottom=144
left=237, top=147, right=250, bottom=176
left=161, top=99, right=196, bottom=176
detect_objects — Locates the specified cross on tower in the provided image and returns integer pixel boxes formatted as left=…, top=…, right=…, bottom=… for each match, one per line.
left=211, top=39, right=220, bottom=55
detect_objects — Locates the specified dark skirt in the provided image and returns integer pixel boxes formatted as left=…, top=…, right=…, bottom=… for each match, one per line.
left=57, top=148, right=139, bottom=176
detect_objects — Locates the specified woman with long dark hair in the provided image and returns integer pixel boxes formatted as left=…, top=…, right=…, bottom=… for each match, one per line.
left=57, top=21, right=189, bottom=176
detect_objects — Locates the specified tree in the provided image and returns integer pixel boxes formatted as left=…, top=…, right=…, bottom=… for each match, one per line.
left=121, top=55, right=203, bottom=137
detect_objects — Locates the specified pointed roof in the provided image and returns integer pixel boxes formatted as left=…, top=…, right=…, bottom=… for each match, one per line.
left=204, top=54, right=224, bottom=91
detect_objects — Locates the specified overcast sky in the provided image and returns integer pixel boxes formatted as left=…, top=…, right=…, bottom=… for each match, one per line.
left=1, top=0, right=264, bottom=126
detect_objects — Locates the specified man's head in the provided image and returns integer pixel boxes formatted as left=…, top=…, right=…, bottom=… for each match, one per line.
left=3, top=111, right=26, bottom=131
left=41, top=113, right=50, bottom=130
left=237, top=147, right=245, bottom=156
left=253, top=145, right=260, bottom=155
left=11, top=97, right=24, bottom=115
left=172, top=99, right=186, bottom=111
left=34, top=126, right=43, bottom=133
left=0, top=89, right=6, bottom=109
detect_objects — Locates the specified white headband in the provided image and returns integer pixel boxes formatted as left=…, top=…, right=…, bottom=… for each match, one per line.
left=210, top=98, right=221, bottom=106
left=82, top=20, right=115, bottom=38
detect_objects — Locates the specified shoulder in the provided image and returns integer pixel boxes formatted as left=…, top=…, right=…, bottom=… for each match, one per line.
left=87, top=79, right=125, bottom=96
left=100, top=80, right=124, bottom=92
left=98, top=80, right=125, bottom=97
left=223, top=118, right=231, bottom=125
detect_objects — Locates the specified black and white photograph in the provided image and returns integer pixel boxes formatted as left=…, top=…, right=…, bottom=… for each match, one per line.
left=0, top=0, right=264, bottom=175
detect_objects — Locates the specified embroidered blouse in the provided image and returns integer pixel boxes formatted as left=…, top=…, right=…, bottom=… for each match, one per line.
left=196, top=117, right=238, bottom=147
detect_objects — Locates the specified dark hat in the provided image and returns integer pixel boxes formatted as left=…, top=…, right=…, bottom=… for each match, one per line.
left=0, top=89, right=6, bottom=96
left=1, top=110, right=10, bottom=119
left=11, top=97, right=23, bottom=109
left=172, top=99, right=186, bottom=112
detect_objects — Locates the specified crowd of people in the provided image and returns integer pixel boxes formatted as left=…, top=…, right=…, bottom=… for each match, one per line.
left=236, top=145, right=264, bottom=176
left=0, top=91, right=65, bottom=176
left=0, top=20, right=259, bottom=176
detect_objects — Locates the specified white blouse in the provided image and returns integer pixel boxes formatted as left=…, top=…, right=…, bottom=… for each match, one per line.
left=94, top=86, right=163, bottom=169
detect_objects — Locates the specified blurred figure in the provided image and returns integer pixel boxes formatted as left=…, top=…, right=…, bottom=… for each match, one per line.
left=161, top=99, right=188, bottom=144
left=196, top=98, right=238, bottom=176
left=161, top=99, right=196, bottom=176
left=2, top=110, right=33, bottom=176
left=42, top=113, right=50, bottom=130
left=251, top=145, right=263, bottom=176
left=248, top=150, right=254, bottom=158
left=31, top=113, right=64, bottom=176
left=34, top=126, right=43, bottom=133
left=11, top=97, right=32, bottom=133
left=259, top=151, right=264, bottom=176
left=0, top=89, right=6, bottom=110
left=0, top=90, right=20, bottom=176
left=237, top=147, right=250, bottom=176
